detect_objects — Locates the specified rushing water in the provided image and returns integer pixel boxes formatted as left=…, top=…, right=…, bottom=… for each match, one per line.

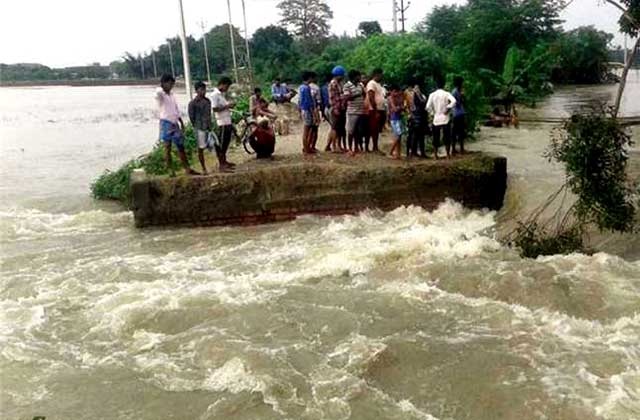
left=1, top=77, right=639, bottom=420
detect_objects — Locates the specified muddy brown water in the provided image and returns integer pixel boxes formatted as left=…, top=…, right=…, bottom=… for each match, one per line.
left=1, top=76, right=639, bottom=420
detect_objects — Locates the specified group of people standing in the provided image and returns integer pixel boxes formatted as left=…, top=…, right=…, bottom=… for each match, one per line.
left=154, top=66, right=469, bottom=176
left=299, top=66, right=467, bottom=160
left=156, top=74, right=238, bottom=175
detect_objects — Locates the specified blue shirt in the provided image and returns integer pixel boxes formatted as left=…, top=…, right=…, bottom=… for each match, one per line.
left=271, top=83, right=289, bottom=99
left=320, top=84, right=330, bottom=111
left=298, top=84, right=315, bottom=112
left=452, top=87, right=465, bottom=118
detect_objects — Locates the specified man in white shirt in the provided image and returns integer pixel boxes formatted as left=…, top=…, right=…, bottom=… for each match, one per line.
left=426, top=76, right=457, bottom=159
left=366, top=68, right=386, bottom=154
left=211, top=76, right=236, bottom=172
left=156, top=74, right=198, bottom=176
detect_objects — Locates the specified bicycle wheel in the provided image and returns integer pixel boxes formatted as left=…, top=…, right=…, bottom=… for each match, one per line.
left=243, top=134, right=256, bottom=155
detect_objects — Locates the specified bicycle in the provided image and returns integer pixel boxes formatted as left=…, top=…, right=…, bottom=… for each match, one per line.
left=230, top=110, right=256, bottom=155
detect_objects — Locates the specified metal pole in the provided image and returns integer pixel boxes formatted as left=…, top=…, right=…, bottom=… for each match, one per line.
left=624, top=34, right=628, bottom=67
left=241, top=0, right=254, bottom=86
left=139, top=53, right=145, bottom=79
left=200, top=21, right=212, bottom=85
left=178, top=0, right=193, bottom=99
left=168, top=39, right=176, bottom=78
left=400, top=0, right=405, bottom=33
left=226, top=0, right=240, bottom=84
left=152, top=50, right=158, bottom=78
left=392, top=0, right=398, bottom=33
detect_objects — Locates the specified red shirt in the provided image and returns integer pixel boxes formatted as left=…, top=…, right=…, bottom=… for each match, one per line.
left=252, top=127, right=275, bottom=146
left=329, top=79, right=345, bottom=113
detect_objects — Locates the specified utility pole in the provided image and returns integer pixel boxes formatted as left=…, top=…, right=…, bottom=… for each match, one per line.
left=398, top=0, right=410, bottom=33
left=152, top=49, right=158, bottom=78
left=226, top=0, right=240, bottom=84
left=392, top=0, right=398, bottom=33
left=200, top=21, right=212, bottom=85
left=168, top=39, right=176, bottom=78
left=167, top=39, right=176, bottom=78
left=241, top=0, right=254, bottom=86
left=624, top=34, right=628, bottom=67
left=139, top=53, right=145, bottom=79
left=178, top=0, right=193, bottom=99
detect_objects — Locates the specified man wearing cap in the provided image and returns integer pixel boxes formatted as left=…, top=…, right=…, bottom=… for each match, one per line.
left=326, top=66, right=347, bottom=152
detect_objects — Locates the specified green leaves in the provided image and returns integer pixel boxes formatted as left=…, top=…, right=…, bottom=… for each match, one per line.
left=91, top=125, right=200, bottom=205
left=549, top=113, right=637, bottom=232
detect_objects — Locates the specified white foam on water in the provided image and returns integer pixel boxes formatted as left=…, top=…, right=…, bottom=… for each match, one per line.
left=396, top=399, right=441, bottom=420
left=202, top=357, right=265, bottom=394
left=0, top=207, right=131, bottom=241
left=378, top=278, right=640, bottom=419
left=2, top=198, right=639, bottom=418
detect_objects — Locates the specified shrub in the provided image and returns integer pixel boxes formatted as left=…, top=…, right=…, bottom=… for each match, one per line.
left=511, top=111, right=638, bottom=258
left=91, top=125, right=198, bottom=205
left=548, top=112, right=637, bottom=232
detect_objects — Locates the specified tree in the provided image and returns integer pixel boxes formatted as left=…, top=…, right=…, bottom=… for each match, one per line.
left=453, top=0, right=565, bottom=71
left=278, top=0, right=333, bottom=46
left=251, top=26, right=300, bottom=81
left=601, top=0, right=640, bottom=116
left=358, top=21, right=382, bottom=38
left=347, top=34, right=446, bottom=86
left=553, top=26, right=613, bottom=84
left=415, top=5, right=467, bottom=49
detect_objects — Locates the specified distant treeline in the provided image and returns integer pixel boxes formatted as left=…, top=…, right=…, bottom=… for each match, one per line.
left=0, top=63, right=113, bottom=82
left=3, top=0, right=635, bottom=128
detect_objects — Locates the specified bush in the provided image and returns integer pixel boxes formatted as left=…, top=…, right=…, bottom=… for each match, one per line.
left=549, top=112, right=637, bottom=232
left=91, top=125, right=198, bottom=205
left=513, top=221, right=585, bottom=259
left=511, top=112, right=638, bottom=258
left=347, top=34, right=447, bottom=87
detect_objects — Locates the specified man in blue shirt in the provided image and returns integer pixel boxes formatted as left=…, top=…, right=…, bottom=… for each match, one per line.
left=452, top=76, right=467, bottom=155
left=298, top=71, right=317, bottom=155
left=271, top=78, right=296, bottom=103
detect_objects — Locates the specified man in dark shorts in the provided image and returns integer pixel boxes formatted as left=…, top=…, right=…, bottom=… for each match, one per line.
left=451, top=76, right=467, bottom=154
left=326, top=65, right=347, bottom=152
left=211, top=76, right=236, bottom=172
left=366, top=68, right=386, bottom=154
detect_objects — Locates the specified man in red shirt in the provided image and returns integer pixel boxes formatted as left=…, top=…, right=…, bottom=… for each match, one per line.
left=249, top=118, right=276, bottom=159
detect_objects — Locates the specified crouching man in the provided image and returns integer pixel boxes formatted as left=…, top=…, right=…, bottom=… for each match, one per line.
left=249, top=117, right=276, bottom=159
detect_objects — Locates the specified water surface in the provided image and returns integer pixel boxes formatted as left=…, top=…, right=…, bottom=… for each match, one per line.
left=1, top=78, right=639, bottom=420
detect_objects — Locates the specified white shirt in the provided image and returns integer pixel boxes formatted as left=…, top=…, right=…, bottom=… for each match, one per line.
left=426, top=89, right=457, bottom=126
left=366, top=79, right=386, bottom=111
left=211, top=88, right=232, bottom=126
left=155, top=87, right=181, bottom=124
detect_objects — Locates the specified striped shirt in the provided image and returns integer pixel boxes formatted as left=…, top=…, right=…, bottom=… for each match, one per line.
left=343, top=81, right=366, bottom=115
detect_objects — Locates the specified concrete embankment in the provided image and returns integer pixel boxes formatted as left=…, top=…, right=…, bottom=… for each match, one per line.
left=130, top=152, right=507, bottom=228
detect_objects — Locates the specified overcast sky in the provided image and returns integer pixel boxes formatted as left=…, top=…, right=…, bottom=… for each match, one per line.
left=0, top=0, right=632, bottom=68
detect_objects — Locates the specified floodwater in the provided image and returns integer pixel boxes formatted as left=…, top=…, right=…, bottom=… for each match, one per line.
left=1, top=74, right=639, bottom=420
